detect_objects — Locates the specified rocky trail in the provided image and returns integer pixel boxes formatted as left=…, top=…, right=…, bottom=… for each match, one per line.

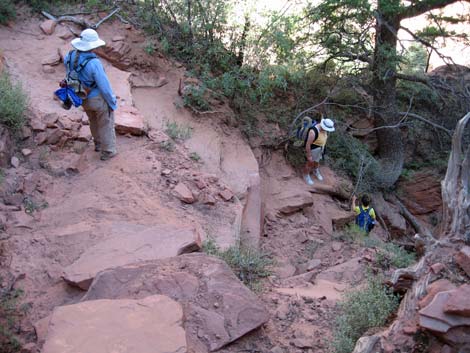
left=0, top=12, right=467, bottom=353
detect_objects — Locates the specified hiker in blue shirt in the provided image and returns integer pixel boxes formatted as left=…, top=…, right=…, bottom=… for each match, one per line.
left=64, top=28, right=117, bottom=160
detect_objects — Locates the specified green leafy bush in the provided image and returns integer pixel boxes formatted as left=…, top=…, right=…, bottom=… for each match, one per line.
left=0, top=0, right=15, bottom=25
left=202, top=238, right=273, bottom=290
left=0, top=72, right=27, bottom=131
left=182, top=85, right=211, bottom=112
left=331, top=275, right=399, bottom=353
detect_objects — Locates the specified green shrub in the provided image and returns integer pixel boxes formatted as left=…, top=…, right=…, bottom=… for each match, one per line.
left=0, top=72, right=27, bottom=131
left=182, top=85, right=211, bottom=112
left=358, top=237, right=416, bottom=269
left=165, top=121, right=192, bottom=141
left=202, top=239, right=273, bottom=290
left=331, top=275, right=399, bottom=353
left=0, top=0, right=15, bottom=25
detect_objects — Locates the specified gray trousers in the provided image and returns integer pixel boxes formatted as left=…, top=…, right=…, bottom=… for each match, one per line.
left=82, top=95, right=116, bottom=153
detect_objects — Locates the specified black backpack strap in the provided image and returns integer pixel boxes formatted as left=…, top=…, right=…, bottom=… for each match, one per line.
left=305, top=125, right=319, bottom=145
left=76, top=55, right=97, bottom=73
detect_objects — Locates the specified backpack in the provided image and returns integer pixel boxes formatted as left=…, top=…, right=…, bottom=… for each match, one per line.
left=355, top=206, right=375, bottom=233
left=293, top=116, right=319, bottom=147
left=64, top=50, right=97, bottom=99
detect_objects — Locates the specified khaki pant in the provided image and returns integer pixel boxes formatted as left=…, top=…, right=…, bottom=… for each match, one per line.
left=82, top=95, right=116, bottom=153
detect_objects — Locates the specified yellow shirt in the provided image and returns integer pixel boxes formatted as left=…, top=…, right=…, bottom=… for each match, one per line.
left=354, top=205, right=376, bottom=219
left=312, top=125, right=328, bottom=147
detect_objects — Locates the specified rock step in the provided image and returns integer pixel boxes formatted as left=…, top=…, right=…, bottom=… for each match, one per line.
left=82, top=253, right=269, bottom=352
left=42, top=295, right=186, bottom=353
left=63, top=223, right=201, bottom=290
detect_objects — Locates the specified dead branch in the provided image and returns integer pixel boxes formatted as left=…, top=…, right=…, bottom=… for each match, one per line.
left=441, top=112, right=470, bottom=239
left=387, top=195, right=434, bottom=240
left=41, top=7, right=121, bottom=30
left=94, top=7, right=121, bottom=29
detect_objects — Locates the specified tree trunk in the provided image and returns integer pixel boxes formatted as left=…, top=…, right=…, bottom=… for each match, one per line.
left=441, top=112, right=470, bottom=239
left=371, top=1, right=405, bottom=188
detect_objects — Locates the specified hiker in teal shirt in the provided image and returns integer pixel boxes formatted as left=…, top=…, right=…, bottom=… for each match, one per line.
left=64, top=28, right=117, bottom=160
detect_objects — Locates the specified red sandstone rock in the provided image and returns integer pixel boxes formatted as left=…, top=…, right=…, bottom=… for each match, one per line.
left=83, top=253, right=269, bottom=352
left=42, top=295, right=186, bottom=353
left=114, top=106, right=146, bottom=135
left=174, top=183, right=196, bottom=204
left=444, top=284, right=470, bottom=317
left=63, top=224, right=201, bottom=290
left=39, top=20, right=56, bottom=35
left=455, top=246, right=470, bottom=276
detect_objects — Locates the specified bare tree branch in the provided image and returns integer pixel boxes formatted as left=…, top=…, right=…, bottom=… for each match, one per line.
left=398, top=0, right=466, bottom=21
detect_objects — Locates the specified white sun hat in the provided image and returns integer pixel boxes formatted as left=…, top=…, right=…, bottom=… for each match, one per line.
left=71, top=28, right=106, bottom=51
left=320, top=118, right=335, bottom=132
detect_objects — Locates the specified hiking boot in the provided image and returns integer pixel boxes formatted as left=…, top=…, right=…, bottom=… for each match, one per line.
left=100, top=151, right=117, bottom=161
left=314, top=168, right=323, bottom=181
left=304, top=174, right=314, bottom=186
left=94, top=143, right=101, bottom=152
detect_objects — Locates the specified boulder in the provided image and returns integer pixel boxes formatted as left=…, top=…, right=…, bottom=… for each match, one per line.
left=219, top=188, right=234, bottom=201
left=455, top=246, right=470, bottom=277
left=39, top=20, right=56, bottom=35
left=42, top=295, right=186, bottom=353
left=41, top=51, right=61, bottom=66
left=373, top=194, right=407, bottom=238
left=174, top=183, right=195, bottom=204
left=397, top=172, right=442, bottom=215
left=317, top=257, right=366, bottom=284
left=115, top=106, right=146, bottom=135
left=63, top=224, right=201, bottom=290
left=83, top=253, right=269, bottom=352
left=332, top=212, right=356, bottom=231
left=306, top=259, right=322, bottom=271
left=77, top=125, right=92, bottom=141
left=276, top=190, right=314, bottom=215
left=43, top=113, right=59, bottom=128
left=55, top=26, right=74, bottom=40
left=419, top=279, right=456, bottom=309
left=10, top=156, right=19, bottom=168
left=0, top=126, right=13, bottom=168
left=419, top=290, right=470, bottom=333
left=444, top=284, right=470, bottom=317
left=95, top=41, right=132, bottom=70
left=30, top=119, right=46, bottom=132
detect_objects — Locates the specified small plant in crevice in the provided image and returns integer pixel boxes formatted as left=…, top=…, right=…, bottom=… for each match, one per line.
left=202, top=238, right=273, bottom=291
left=144, top=41, right=155, bottom=55
left=165, top=121, right=192, bottom=141
left=23, top=197, right=48, bottom=215
left=189, top=152, right=201, bottom=162
left=331, top=275, right=399, bottom=353
left=159, top=140, right=175, bottom=152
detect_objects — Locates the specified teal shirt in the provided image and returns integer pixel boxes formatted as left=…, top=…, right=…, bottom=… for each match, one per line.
left=64, top=50, right=117, bottom=110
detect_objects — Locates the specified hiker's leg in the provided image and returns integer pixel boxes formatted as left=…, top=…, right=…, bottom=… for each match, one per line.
left=82, top=97, right=101, bottom=147
left=94, top=96, right=116, bottom=154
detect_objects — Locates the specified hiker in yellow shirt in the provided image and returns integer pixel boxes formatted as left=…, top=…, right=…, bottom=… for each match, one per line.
left=303, top=118, right=335, bottom=185
left=351, top=194, right=376, bottom=234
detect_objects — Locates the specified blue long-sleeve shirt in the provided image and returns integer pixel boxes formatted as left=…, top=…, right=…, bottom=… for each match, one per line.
left=64, top=50, right=117, bottom=111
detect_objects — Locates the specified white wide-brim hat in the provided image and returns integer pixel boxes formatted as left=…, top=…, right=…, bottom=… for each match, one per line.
left=320, top=118, right=335, bottom=132
left=71, top=28, right=106, bottom=51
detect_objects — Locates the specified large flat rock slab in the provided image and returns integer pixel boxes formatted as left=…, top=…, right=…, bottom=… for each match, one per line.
left=115, top=106, right=146, bottom=135
left=83, top=253, right=269, bottom=352
left=63, top=224, right=201, bottom=290
left=42, top=295, right=186, bottom=353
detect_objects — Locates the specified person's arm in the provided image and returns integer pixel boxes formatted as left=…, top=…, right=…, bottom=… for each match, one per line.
left=370, top=208, right=376, bottom=220
left=90, top=60, right=117, bottom=110
left=305, top=129, right=316, bottom=163
left=351, top=195, right=357, bottom=212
